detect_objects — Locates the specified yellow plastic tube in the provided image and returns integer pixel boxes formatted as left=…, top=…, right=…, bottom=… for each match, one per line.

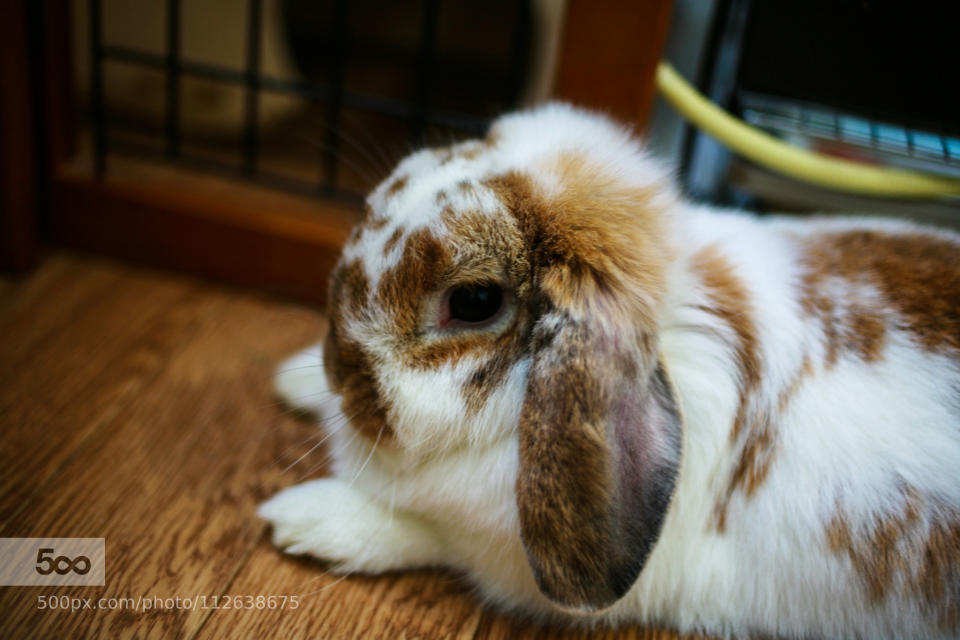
left=655, top=61, right=960, bottom=199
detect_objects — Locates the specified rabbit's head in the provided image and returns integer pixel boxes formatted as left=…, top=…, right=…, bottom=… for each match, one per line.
left=324, top=104, right=684, bottom=610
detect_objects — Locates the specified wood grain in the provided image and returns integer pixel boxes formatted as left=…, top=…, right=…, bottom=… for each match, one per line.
left=0, top=255, right=709, bottom=639
left=0, top=254, right=325, bottom=638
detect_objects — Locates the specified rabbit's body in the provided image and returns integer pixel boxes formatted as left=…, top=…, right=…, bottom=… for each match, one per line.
left=261, top=105, right=960, bottom=638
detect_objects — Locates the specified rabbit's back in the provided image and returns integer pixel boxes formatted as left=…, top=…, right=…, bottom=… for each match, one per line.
left=644, top=209, right=960, bottom=637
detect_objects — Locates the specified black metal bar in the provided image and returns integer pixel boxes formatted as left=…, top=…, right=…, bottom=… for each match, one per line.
left=90, top=0, right=106, bottom=175
left=322, top=0, right=349, bottom=193
left=505, top=2, right=531, bottom=106
left=103, top=46, right=241, bottom=80
left=410, top=0, right=439, bottom=146
left=99, top=46, right=489, bottom=133
left=165, top=0, right=181, bottom=158
left=243, top=0, right=263, bottom=176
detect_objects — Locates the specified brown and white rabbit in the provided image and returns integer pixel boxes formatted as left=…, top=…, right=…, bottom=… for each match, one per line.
left=260, top=104, right=960, bottom=638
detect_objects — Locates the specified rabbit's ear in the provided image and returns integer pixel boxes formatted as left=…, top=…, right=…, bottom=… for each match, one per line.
left=486, top=152, right=681, bottom=609
left=517, top=307, right=682, bottom=611
left=516, top=214, right=682, bottom=610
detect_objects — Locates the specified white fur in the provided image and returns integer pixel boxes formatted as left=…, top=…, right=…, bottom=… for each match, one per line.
left=262, top=104, right=960, bottom=639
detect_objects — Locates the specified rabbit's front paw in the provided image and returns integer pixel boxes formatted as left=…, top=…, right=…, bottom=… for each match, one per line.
left=259, top=478, right=445, bottom=573
left=273, top=345, right=328, bottom=415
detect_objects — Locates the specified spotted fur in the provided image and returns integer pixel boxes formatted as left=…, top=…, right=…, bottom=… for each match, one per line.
left=262, top=104, right=960, bottom=639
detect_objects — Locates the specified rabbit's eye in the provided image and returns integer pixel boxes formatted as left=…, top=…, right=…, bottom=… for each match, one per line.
left=449, top=284, right=503, bottom=323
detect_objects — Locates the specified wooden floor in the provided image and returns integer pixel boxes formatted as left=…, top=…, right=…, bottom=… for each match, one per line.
left=0, top=254, right=710, bottom=639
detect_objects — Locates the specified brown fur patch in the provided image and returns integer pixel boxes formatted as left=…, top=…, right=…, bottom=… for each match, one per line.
left=692, top=247, right=777, bottom=531
left=694, top=250, right=818, bottom=531
left=382, top=227, right=404, bottom=256
left=385, top=175, right=408, bottom=198
left=724, top=355, right=815, bottom=520
left=376, top=228, right=451, bottom=336
left=325, top=260, right=391, bottom=441
left=800, top=230, right=960, bottom=362
left=847, top=308, right=887, bottom=362
left=485, top=154, right=670, bottom=325
left=827, top=494, right=921, bottom=602
left=691, top=246, right=762, bottom=417
left=777, top=354, right=814, bottom=413
left=403, top=315, right=527, bottom=415
left=801, top=294, right=887, bottom=367
left=438, top=207, right=529, bottom=286
left=365, top=216, right=389, bottom=231
left=726, top=412, right=774, bottom=497
left=919, top=519, right=960, bottom=629
left=322, top=329, right=390, bottom=441
left=828, top=492, right=960, bottom=630
left=334, top=259, right=370, bottom=315
left=360, top=201, right=389, bottom=230
left=438, top=137, right=496, bottom=165
left=462, top=348, right=517, bottom=414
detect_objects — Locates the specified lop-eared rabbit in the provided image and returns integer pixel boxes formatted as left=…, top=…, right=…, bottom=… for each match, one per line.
left=261, top=104, right=960, bottom=639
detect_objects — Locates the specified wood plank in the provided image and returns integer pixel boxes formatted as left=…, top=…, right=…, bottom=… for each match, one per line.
left=474, top=611, right=714, bottom=640
left=553, top=0, right=673, bottom=130
left=0, top=256, right=325, bottom=638
left=0, top=256, right=203, bottom=526
left=201, top=538, right=706, bottom=640
left=195, top=541, right=484, bottom=640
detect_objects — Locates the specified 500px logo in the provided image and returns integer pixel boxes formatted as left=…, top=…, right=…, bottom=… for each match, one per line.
left=35, top=548, right=92, bottom=576
left=0, top=539, right=104, bottom=586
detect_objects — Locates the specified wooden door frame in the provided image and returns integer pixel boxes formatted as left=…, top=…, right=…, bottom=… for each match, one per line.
left=0, top=0, right=38, bottom=272
left=554, top=0, right=673, bottom=131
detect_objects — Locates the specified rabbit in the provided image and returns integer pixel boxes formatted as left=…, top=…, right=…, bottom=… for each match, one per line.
left=259, top=103, right=960, bottom=639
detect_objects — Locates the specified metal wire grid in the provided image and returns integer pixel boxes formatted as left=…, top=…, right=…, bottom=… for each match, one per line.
left=740, top=92, right=960, bottom=179
left=87, top=0, right=514, bottom=198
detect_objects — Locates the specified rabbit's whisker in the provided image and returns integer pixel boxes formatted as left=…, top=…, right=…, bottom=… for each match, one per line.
left=300, top=111, right=398, bottom=179
left=278, top=128, right=385, bottom=189
left=296, top=420, right=363, bottom=481
left=280, top=422, right=345, bottom=473
left=347, top=423, right=385, bottom=487
left=278, top=407, right=363, bottom=474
